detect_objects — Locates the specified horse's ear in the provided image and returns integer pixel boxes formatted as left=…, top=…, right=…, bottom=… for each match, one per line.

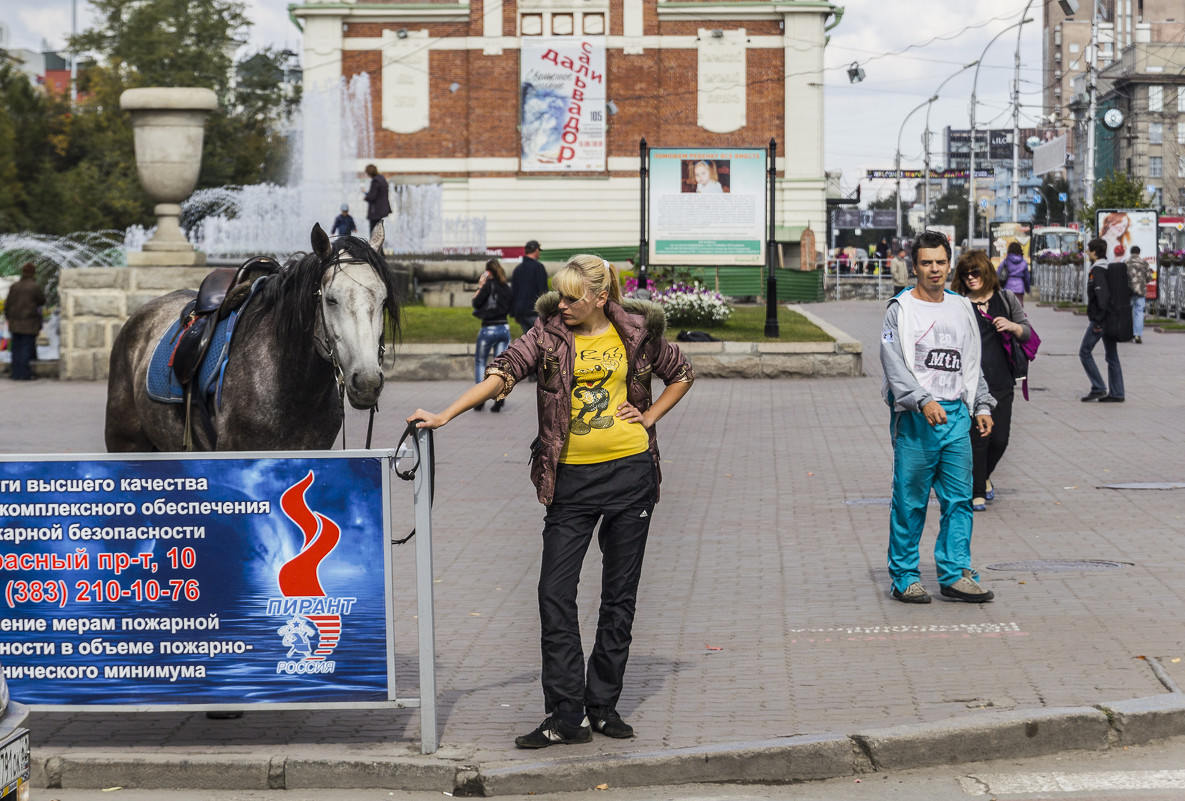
left=369, top=220, right=385, bottom=251
left=311, top=223, right=332, bottom=259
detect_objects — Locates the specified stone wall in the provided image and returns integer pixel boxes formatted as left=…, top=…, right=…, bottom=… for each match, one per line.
left=59, top=266, right=209, bottom=381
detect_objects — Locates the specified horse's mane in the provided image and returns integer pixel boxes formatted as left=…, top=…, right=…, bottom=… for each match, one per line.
left=240, top=235, right=402, bottom=352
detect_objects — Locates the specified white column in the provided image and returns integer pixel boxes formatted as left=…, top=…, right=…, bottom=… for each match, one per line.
left=483, top=0, right=503, bottom=55
left=623, top=0, right=644, bottom=54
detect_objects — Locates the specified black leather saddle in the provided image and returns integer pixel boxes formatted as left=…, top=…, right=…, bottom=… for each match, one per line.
left=171, top=256, right=280, bottom=385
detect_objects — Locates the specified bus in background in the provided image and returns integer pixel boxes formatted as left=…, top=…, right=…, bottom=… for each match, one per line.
left=1031, top=225, right=1083, bottom=258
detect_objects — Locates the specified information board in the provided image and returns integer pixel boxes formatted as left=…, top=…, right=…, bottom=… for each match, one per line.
left=0, top=453, right=395, bottom=707
left=648, top=147, right=767, bottom=266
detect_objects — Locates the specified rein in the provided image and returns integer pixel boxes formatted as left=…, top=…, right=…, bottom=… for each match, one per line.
left=391, top=421, right=433, bottom=544
left=316, top=254, right=385, bottom=450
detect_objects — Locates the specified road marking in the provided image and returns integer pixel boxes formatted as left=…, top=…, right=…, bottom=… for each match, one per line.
left=960, top=770, right=1185, bottom=795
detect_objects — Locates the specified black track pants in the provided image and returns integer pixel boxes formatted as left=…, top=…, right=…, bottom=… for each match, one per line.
left=537, top=451, right=656, bottom=720
left=971, top=389, right=1014, bottom=498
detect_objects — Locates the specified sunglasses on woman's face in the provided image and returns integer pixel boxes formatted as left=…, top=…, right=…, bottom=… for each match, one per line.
left=960, top=271, right=983, bottom=281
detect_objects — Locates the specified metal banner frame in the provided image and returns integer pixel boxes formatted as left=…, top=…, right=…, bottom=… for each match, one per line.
left=0, top=433, right=438, bottom=754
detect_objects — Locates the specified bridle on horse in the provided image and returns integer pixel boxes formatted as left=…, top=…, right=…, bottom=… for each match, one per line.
left=315, top=255, right=387, bottom=450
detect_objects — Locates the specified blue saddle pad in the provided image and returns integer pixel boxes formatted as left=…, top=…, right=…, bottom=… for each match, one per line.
left=146, top=314, right=236, bottom=405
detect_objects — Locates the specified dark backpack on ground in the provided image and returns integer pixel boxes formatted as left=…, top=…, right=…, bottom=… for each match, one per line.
left=677, top=330, right=720, bottom=342
left=1103, top=262, right=1134, bottom=342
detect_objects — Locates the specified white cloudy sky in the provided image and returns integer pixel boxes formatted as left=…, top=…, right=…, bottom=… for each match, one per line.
left=2, top=0, right=1043, bottom=203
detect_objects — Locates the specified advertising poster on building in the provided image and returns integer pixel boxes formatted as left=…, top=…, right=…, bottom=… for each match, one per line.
left=648, top=148, right=767, bottom=266
left=0, top=454, right=392, bottom=706
left=520, top=37, right=606, bottom=172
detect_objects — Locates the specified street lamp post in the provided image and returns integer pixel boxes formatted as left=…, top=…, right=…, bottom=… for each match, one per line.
left=1084, top=1, right=1101, bottom=206
left=923, top=61, right=979, bottom=230
left=896, top=97, right=934, bottom=239
left=1010, top=0, right=1036, bottom=222
left=969, top=16, right=1034, bottom=245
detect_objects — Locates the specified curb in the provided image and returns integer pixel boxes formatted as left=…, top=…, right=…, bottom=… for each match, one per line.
left=32, top=693, right=1185, bottom=795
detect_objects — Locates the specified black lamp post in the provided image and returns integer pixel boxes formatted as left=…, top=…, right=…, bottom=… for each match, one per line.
left=764, top=138, right=779, bottom=338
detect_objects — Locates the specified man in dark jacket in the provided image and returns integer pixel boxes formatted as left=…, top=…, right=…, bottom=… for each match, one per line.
left=4, top=263, right=47, bottom=381
left=363, top=165, right=391, bottom=235
left=510, top=240, right=548, bottom=335
left=1080, top=238, right=1124, bottom=402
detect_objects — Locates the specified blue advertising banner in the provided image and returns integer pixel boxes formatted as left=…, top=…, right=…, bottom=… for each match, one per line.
left=0, top=453, right=392, bottom=706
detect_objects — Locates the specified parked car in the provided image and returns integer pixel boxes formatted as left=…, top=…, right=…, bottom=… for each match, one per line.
left=0, top=663, right=29, bottom=801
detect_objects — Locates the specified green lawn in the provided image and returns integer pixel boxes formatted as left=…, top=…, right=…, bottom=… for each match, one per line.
left=392, top=303, right=832, bottom=344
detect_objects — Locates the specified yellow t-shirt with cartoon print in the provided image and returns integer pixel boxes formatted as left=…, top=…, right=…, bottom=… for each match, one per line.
left=558, top=327, right=650, bottom=465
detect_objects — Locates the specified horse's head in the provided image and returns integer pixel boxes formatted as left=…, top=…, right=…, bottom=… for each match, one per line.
left=310, top=222, right=397, bottom=410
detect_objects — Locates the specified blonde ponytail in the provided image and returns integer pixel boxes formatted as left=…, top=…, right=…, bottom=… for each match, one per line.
left=553, top=254, right=622, bottom=303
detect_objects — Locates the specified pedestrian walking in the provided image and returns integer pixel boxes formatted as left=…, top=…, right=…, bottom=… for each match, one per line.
left=996, top=241, right=1031, bottom=305
left=330, top=203, right=357, bottom=237
left=890, top=247, right=910, bottom=295
left=1080, top=237, right=1125, bottom=402
left=876, top=236, right=890, bottom=272
left=362, top=165, right=391, bottom=235
left=510, top=240, right=548, bottom=337
left=4, top=263, right=46, bottom=382
left=1125, top=245, right=1152, bottom=344
left=471, top=259, right=513, bottom=412
left=953, top=250, right=1032, bottom=511
left=407, top=255, right=694, bottom=748
left=880, top=230, right=996, bottom=604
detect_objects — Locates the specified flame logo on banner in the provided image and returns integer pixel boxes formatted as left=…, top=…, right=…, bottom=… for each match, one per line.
left=278, top=471, right=342, bottom=660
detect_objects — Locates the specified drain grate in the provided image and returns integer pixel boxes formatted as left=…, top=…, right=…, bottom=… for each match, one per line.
left=1101, top=482, right=1185, bottom=490
left=986, top=559, right=1129, bottom=572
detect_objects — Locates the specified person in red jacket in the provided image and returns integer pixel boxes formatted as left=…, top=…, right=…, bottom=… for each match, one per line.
left=408, top=255, right=694, bottom=749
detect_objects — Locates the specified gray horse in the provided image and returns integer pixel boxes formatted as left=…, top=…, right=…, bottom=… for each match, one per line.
left=105, top=223, right=401, bottom=452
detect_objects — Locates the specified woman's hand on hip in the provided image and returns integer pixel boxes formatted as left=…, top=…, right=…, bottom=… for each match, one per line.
left=615, top=401, right=648, bottom=426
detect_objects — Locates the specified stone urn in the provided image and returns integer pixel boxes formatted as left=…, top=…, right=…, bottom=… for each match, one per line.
left=120, top=87, right=219, bottom=266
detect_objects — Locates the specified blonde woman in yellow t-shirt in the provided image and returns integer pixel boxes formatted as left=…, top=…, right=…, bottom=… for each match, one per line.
left=408, top=255, right=694, bottom=749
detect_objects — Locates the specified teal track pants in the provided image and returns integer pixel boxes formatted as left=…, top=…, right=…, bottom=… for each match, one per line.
left=888, top=400, right=977, bottom=593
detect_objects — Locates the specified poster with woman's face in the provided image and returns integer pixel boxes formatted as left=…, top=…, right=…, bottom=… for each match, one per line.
left=1096, top=209, right=1158, bottom=267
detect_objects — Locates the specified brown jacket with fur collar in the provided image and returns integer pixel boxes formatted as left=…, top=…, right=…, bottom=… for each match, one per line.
left=487, top=292, right=694, bottom=505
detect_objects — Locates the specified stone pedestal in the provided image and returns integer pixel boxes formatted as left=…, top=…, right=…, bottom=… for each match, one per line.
left=58, top=266, right=209, bottom=381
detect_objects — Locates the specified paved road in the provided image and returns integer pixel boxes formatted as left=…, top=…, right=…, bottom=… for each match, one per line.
left=3, top=299, right=1183, bottom=767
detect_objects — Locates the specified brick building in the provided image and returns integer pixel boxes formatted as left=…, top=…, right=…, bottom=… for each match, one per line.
left=290, top=0, right=839, bottom=255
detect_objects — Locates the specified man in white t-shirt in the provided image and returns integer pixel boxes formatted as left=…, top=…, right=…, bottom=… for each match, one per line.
left=879, top=231, right=997, bottom=604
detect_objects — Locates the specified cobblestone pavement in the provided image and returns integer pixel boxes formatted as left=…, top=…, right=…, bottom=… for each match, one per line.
left=2, top=299, right=1183, bottom=765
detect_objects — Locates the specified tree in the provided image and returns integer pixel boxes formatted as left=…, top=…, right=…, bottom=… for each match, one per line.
left=71, top=0, right=249, bottom=93
left=867, top=191, right=914, bottom=239
left=0, top=0, right=304, bottom=236
left=928, top=187, right=970, bottom=245
left=1077, top=170, right=1150, bottom=230
left=1033, top=175, right=1073, bottom=227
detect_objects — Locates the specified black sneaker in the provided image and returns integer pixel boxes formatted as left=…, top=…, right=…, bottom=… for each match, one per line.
left=1081, top=390, right=1107, bottom=402
left=939, top=570, right=994, bottom=602
left=891, top=582, right=932, bottom=604
left=514, top=715, right=591, bottom=749
left=587, top=706, right=635, bottom=739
